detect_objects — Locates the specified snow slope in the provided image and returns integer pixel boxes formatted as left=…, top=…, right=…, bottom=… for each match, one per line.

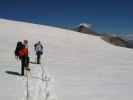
left=0, top=19, right=133, bottom=100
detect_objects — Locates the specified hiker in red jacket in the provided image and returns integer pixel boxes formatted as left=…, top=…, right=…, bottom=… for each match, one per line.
left=15, top=41, right=30, bottom=76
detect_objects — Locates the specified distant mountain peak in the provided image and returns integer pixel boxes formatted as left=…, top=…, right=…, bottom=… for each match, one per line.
left=79, top=23, right=92, bottom=29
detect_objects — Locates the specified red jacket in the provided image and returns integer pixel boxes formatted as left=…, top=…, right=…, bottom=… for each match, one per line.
left=18, top=48, right=28, bottom=57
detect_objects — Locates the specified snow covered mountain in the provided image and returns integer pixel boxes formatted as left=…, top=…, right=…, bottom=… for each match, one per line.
left=0, top=19, right=133, bottom=100
left=76, top=23, right=97, bottom=35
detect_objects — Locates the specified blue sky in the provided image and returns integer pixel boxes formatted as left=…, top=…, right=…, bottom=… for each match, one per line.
left=0, top=0, right=133, bottom=33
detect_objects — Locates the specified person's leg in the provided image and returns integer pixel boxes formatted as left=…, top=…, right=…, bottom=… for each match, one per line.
left=21, top=58, right=25, bottom=75
left=25, top=56, right=30, bottom=70
left=27, top=56, right=29, bottom=67
left=25, top=56, right=29, bottom=67
left=38, top=54, right=41, bottom=64
left=37, top=55, right=39, bottom=64
left=37, top=53, right=40, bottom=64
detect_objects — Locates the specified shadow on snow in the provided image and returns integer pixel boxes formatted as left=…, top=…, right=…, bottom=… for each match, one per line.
left=5, top=71, right=21, bottom=76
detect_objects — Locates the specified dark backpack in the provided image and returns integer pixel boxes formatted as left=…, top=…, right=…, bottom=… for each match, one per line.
left=15, top=41, right=23, bottom=57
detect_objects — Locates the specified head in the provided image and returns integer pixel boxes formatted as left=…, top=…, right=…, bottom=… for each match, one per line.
left=38, top=41, right=41, bottom=44
left=24, top=40, right=28, bottom=44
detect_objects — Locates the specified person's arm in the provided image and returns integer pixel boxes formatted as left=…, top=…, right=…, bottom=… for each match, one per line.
left=41, top=45, right=43, bottom=49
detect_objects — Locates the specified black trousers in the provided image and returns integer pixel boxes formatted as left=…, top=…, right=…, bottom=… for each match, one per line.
left=36, top=51, right=42, bottom=64
left=21, top=56, right=29, bottom=75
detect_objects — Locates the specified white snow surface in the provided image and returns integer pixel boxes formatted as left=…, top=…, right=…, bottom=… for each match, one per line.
left=0, top=19, right=133, bottom=100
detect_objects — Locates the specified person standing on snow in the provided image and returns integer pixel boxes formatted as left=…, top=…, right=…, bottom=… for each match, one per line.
left=23, top=40, right=30, bottom=68
left=34, top=41, right=43, bottom=64
left=15, top=41, right=30, bottom=76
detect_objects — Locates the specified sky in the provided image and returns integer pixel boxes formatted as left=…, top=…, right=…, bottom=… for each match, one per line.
left=0, top=0, right=133, bottom=33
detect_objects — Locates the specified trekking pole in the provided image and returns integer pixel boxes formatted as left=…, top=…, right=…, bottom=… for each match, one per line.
left=26, top=69, right=30, bottom=100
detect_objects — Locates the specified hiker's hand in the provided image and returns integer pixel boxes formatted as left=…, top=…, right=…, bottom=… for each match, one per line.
left=15, top=56, right=18, bottom=60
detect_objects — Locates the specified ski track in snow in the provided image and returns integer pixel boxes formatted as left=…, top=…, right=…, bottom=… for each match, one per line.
left=20, top=63, right=57, bottom=100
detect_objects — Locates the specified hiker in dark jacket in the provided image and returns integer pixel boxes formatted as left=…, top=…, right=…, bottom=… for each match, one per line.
left=15, top=41, right=30, bottom=76
left=34, top=41, right=43, bottom=64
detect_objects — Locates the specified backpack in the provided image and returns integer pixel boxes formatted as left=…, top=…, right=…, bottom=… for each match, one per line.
left=34, top=44, right=43, bottom=53
left=15, top=41, right=23, bottom=57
